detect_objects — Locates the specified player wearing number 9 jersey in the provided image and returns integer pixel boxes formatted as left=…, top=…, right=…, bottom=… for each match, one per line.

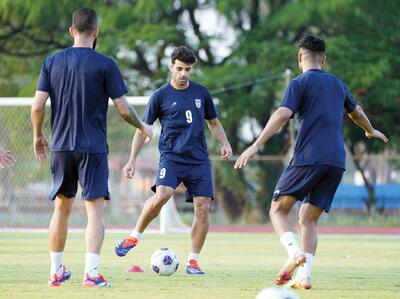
left=115, top=46, right=233, bottom=275
left=145, top=78, right=217, bottom=164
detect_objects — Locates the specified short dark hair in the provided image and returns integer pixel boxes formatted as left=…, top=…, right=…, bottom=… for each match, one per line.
left=72, top=8, right=98, bottom=33
left=171, top=46, right=197, bottom=64
left=298, top=35, right=325, bottom=53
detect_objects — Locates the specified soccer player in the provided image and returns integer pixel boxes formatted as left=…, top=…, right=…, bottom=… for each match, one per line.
left=115, top=46, right=232, bottom=275
left=31, top=8, right=152, bottom=287
left=234, top=36, right=388, bottom=289
left=0, top=147, right=15, bottom=168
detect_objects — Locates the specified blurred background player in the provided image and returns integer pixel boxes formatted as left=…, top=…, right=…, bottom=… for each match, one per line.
left=0, top=146, right=15, bottom=168
left=234, top=35, right=388, bottom=289
left=115, top=46, right=232, bottom=275
left=31, top=7, right=152, bottom=287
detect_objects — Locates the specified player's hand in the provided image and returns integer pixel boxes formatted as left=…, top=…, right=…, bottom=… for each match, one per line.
left=365, top=130, right=388, bottom=143
left=33, top=135, right=49, bottom=162
left=0, top=148, right=15, bottom=168
left=220, top=143, right=233, bottom=160
left=123, top=159, right=136, bottom=179
left=139, top=123, right=153, bottom=143
left=234, top=144, right=259, bottom=169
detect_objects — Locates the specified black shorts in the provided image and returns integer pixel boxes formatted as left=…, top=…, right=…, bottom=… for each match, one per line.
left=272, top=165, right=344, bottom=212
left=49, top=152, right=109, bottom=201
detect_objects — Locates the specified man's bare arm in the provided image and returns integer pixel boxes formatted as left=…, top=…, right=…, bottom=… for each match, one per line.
left=113, top=96, right=144, bottom=128
left=113, top=96, right=153, bottom=140
left=234, top=107, right=292, bottom=169
left=122, top=129, right=148, bottom=179
left=348, top=105, right=388, bottom=143
left=31, top=91, right=50, bottom=161
left=206, top=118, right=232, bottom=160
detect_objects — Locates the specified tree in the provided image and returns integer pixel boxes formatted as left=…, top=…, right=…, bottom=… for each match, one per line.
left=0, top=0, right=398, bottom=221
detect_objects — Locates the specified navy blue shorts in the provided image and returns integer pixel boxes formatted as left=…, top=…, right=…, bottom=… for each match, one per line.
left=49, top=152, right=110, bottom=201
left=151, top=159, right=214, bottom=202
left=272, top=165, right=344, bottom=212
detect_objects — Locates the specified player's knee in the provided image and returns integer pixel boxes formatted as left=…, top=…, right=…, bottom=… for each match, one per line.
left=54, top=202, right=72, bottom=216
left=155, top=188, right=173, bottom=201
left=194, top=199, right=211, bottom=219
left=152, top=194, right=170, bottom=210
left=269, top=202, right=289, bottom=218
left=298, top=216, right=317, bottom=227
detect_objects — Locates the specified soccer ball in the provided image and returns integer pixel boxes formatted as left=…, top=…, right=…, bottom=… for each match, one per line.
left=150, top=248, right=179, bottom=276
left=255, top=287, right=299, bottom=299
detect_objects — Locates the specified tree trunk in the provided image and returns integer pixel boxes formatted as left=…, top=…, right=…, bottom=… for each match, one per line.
left=352, top=158, right=378, bottom=218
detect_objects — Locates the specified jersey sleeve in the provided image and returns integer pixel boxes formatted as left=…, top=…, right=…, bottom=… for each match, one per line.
left=105, top=59, right=128, bottom=99
left=36, top=59, right=51, bottom=92
left=341, top=82, right=357, bottom=113
left=280, top=79, right=303, bottom=116
left=204, top=89, right=218, bottom=120
left=143, top=93, right=160, bottom=125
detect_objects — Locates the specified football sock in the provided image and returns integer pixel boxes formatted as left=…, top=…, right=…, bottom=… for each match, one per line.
left=280, top=231, right=301, bottom=259
left=296, top=252, right=314, bottom=278
left=85, top=252, right=100, bottom=277
left=50, top=251, right=64, bottom=276
left=129, top=229, right=142, bottom=242
left=187, top=252, right=199, bottom=263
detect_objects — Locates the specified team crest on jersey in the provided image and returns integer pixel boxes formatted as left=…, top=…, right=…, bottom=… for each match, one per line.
left=195, top=99, right=202, bottom=108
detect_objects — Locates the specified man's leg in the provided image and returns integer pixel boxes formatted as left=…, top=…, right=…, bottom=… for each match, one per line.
left=84, top=197, right=105, bottom=276
left=298, top=203, right=322, bottom=254
left=270, top=195, right=306, bottom=285
left=291, top=203, right=323, bottom=289
left=135, top=186, right=174, bottom=232
left=115, top=186, right=174, bottom=257
left=82, top=197, right=111, bottom=287
left=269, top=195, right=297, bottom=236
left=48, top=195, right=73, bottom=280
left=186, top=196, right=211, bottom=275
left=191, top=197, right=212, bottom=253
left=85, top=197, right=105, bottom=253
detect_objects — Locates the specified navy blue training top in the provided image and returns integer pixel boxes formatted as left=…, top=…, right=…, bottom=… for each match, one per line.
left=281, top=69, right=357, bottom=169
left=36, top=47, right=128, bottom=153
left=143, top=81, right=218, bottom=164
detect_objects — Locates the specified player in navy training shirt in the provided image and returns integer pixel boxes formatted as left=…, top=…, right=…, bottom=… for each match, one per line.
left=235, top=36, right=388, bottom=289
left=115, top=46, right=232, bottom=275
left=31, top=8, right=152, bottom=287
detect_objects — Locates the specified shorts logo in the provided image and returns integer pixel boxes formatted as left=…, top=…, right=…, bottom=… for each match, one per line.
left=273, top=189, right=280, bottom=196
left=195, top=99, right=201, bottom=109
left=159, top=168, right=166, bottom=179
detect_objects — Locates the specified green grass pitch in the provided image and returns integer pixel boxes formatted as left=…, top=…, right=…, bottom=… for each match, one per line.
left=0, top=232, right=399, bottom=298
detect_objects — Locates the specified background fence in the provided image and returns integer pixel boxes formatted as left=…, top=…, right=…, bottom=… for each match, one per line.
left=1, top=99, right=400, bottom=229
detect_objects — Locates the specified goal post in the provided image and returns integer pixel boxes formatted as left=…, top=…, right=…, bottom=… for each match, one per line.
left=0, top=97, right=189, bottom=233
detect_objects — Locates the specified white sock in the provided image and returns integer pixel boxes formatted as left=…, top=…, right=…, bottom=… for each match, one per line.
left=280, top=231, right=301, bottom=259
left=296, top=252, right=314, bottom=278
left=187, top=252, right=199, bottom=262
left=50, top=251, right=64, bottom=276
left=129, top=229, right=142, bottom=242
left=85, top=252, right=100, bottom=277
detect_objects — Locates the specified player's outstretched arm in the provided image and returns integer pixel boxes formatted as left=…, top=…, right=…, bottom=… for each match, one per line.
left=113, top=96, right=153, bottom=141
left=348, top=105, right=388, bottom=143
left=122, top=129, right=148, bottom=179
left=31, top=91, right=50, bottom=162
left=206, top=118, right=232, bottom=160
left=0, top=147, right=15, bottom=168
left=234, top=107, right=292, bottom=169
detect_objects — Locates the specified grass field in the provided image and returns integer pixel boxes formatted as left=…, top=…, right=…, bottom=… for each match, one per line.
left=1, top=232, right=399, bottom=299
